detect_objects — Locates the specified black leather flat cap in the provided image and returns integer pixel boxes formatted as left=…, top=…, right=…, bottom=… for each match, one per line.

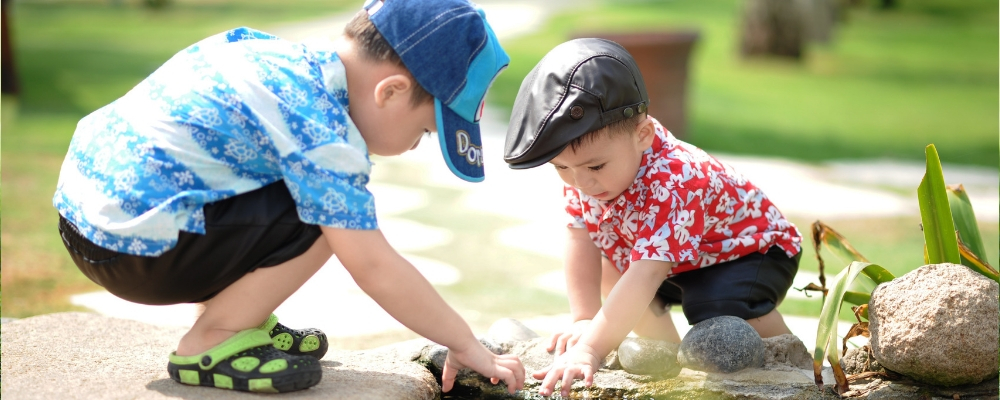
left=503, top=38, right=648, bottom=169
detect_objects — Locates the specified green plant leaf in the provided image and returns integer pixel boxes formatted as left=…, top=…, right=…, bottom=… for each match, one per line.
left=917, top=144, right=961, bottom=265
left=810, top=221, right=870, bottom=301
left=947, top=184, right=989, bottom=265
left=813, top=262, right=894, bottom=393
left=812, top=221, right=869, bottom=265
left=842, top=291, right=871, bottom=306
left=958, top=241, right=1000, bottom=283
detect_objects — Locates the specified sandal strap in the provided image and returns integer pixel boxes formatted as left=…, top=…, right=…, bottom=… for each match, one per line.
left=169, top=329, right=275, bottom=370
left=258, top=313, right=279, bottom=332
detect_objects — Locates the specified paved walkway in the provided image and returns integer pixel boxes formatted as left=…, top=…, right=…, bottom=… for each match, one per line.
left=68, top=0, right=999, bottom=358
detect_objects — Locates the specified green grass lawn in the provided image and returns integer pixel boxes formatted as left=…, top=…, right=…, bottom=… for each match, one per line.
left=1, top=0, right=997, bottom=330
left=488, top=0, right=999, bottom=167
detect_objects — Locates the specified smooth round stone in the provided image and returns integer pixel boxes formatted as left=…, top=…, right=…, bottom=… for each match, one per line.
left=425, top=338, right=505, bottom=370
left=677, top=316, right=765, bottom=373
left=487, top=318, right=541, bottom=345
left=617, top=337, right=680, bottom=378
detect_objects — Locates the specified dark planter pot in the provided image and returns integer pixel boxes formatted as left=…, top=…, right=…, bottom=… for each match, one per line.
left=576, top=31, right=700, bottom=138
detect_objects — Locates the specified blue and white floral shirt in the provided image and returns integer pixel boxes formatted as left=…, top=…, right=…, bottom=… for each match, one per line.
left=53, top=27, right=377, bottom=257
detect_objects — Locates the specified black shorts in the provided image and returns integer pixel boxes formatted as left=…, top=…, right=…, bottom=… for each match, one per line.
left=652, top=246, right=800, bottom=325
left=58, top=181, right=323, bottom=305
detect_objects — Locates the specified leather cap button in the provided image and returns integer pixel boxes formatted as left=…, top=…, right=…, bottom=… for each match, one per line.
left=623, top=107, right=634, bottom=118
left=570, top=105, right=584, bottom=120
left=638, top=103, right=647, bottom=114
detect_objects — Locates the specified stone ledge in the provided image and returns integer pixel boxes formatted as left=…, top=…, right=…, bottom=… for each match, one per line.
left=0, top=312, right=438, bottom=400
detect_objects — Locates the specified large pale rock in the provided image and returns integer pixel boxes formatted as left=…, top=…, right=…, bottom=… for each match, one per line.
left=678, top=316, right=765, bottom=373
left=0, top=312, right=439, bottom=400
left=869, top=263, right=999, bottom=386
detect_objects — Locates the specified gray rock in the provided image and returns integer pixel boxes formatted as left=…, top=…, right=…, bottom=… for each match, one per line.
left=508, top=337, right=556, bottom=374
left=677, top=316, right=765, bottom=373
left=761, top=334, right=812, bottom=370
left=603, top=348, right=622, bottom=370
left=839, top=347, right=885, bottom=375
left=869, top=263, right=999, bottom=386
left=616, top=337, right=681, bottom=378
left=486, top=318, right=540, bottom=346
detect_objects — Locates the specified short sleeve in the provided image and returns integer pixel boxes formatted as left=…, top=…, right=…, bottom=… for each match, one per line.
left=564, top=185, right=586, bottom=228
left=630, top=162, right=707, bottom=264
left=250, top=48, right=377, bottom=230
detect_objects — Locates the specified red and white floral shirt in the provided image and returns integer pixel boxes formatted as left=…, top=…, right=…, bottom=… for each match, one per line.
left=565, top=119, right=802, bottom=277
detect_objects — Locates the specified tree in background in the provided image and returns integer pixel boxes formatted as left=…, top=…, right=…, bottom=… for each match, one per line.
left=740, top=0, right=839, bottom=60
left=2, top=0, right=18, bottom=95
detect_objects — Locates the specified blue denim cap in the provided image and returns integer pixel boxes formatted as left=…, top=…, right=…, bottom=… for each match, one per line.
left=365, top=0, right=510, bottom=182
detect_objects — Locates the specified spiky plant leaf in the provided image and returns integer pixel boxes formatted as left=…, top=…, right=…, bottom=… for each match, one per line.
left=917, top=144, right=961, bottom=265
left=813, top=262, right=894, bottom=393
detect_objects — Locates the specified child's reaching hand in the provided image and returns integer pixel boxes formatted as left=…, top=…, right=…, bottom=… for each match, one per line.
left=546, top=319, right=592, bottom=356
left=532, top=342, right=602, bottom=397
left=442, top=343, right=525, bottom=394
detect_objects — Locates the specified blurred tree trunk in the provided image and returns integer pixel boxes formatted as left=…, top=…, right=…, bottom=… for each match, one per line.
left=144, top=0, right=172, bottom=9
left=2, top=0, right=18, bottom=95
left=740, top=0, right=841, bottom=59
left=740, top=0, right=807, bottom=59
left=879, top=0, right=897, bottom=9
left=798, top=0, right=838, bottom=44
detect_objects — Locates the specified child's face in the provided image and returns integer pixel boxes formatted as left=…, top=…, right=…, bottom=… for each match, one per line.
left=353, top=95, right=437, bottom=157
left=549, top=120, right=654, bottom=201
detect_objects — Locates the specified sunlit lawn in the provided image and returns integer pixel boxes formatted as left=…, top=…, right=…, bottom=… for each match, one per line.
left=489, top=0, right=999, bottom=167
left=2, top=0, right=997, bottom=333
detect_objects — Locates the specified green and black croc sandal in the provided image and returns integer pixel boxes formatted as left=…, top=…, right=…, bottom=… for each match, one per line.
left=167, top=329, right=322, bottom=393
left=260, top=314, right=329, bottom=359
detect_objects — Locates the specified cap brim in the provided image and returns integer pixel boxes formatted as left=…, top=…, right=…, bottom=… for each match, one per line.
left=436, top=99, right=485, bottom=182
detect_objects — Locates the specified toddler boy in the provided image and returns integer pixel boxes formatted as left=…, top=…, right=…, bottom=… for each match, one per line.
left=503, top=38, right=802, bottom=396
left=54, top=0, right=523, bottom=394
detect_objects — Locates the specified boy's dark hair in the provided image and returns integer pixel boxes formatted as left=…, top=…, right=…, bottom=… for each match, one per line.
left=343, top=10, right=434, bottom=107
left=567, top=113, right=646, bottom=152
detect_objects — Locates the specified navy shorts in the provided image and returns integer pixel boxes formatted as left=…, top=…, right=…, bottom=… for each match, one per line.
left=651, top=246, right=800, bottom=325
left=58, top=181, right=323, bottom=305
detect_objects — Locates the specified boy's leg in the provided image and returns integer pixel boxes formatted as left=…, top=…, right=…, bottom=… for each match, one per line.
left=176, top=236, right=332, bottom=356
left=745, top=309, right=792, bottom=338
left=670, top=246, right=800, bottom=338
left=600, top=258, right=681, bottom=343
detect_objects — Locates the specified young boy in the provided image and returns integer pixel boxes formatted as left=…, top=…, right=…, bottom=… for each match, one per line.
left=53, top=0, right=524, bottom=394
left=503, top=38, right=802, bottom=396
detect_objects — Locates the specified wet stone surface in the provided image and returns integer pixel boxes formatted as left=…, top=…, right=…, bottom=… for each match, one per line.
left=677, top=316, right=765, bottom=374
left=416, top=338, right=507, bottom=371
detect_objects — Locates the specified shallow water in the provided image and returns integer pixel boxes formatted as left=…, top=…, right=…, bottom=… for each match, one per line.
left=442, top=388, right=665, bottom=400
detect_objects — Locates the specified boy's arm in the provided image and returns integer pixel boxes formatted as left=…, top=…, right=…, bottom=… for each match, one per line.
left=547, top=227, right=602, bottom=354
left=565, top=227, right=602, bottom=321
left=534, top=259, right=674, bottom=397
left=321, top=226, right=524, bottom=394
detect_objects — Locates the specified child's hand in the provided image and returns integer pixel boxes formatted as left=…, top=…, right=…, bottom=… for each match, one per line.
left=532, top=343, right=601, bottom=397
left=442, top=344, right=525, bottom=394
left=546, top=319, right=591, bottom=356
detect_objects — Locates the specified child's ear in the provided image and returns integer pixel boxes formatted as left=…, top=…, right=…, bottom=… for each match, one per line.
left=635, top=116, right=656, bottom=149
left=373, top=74, right=413, bottom=108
